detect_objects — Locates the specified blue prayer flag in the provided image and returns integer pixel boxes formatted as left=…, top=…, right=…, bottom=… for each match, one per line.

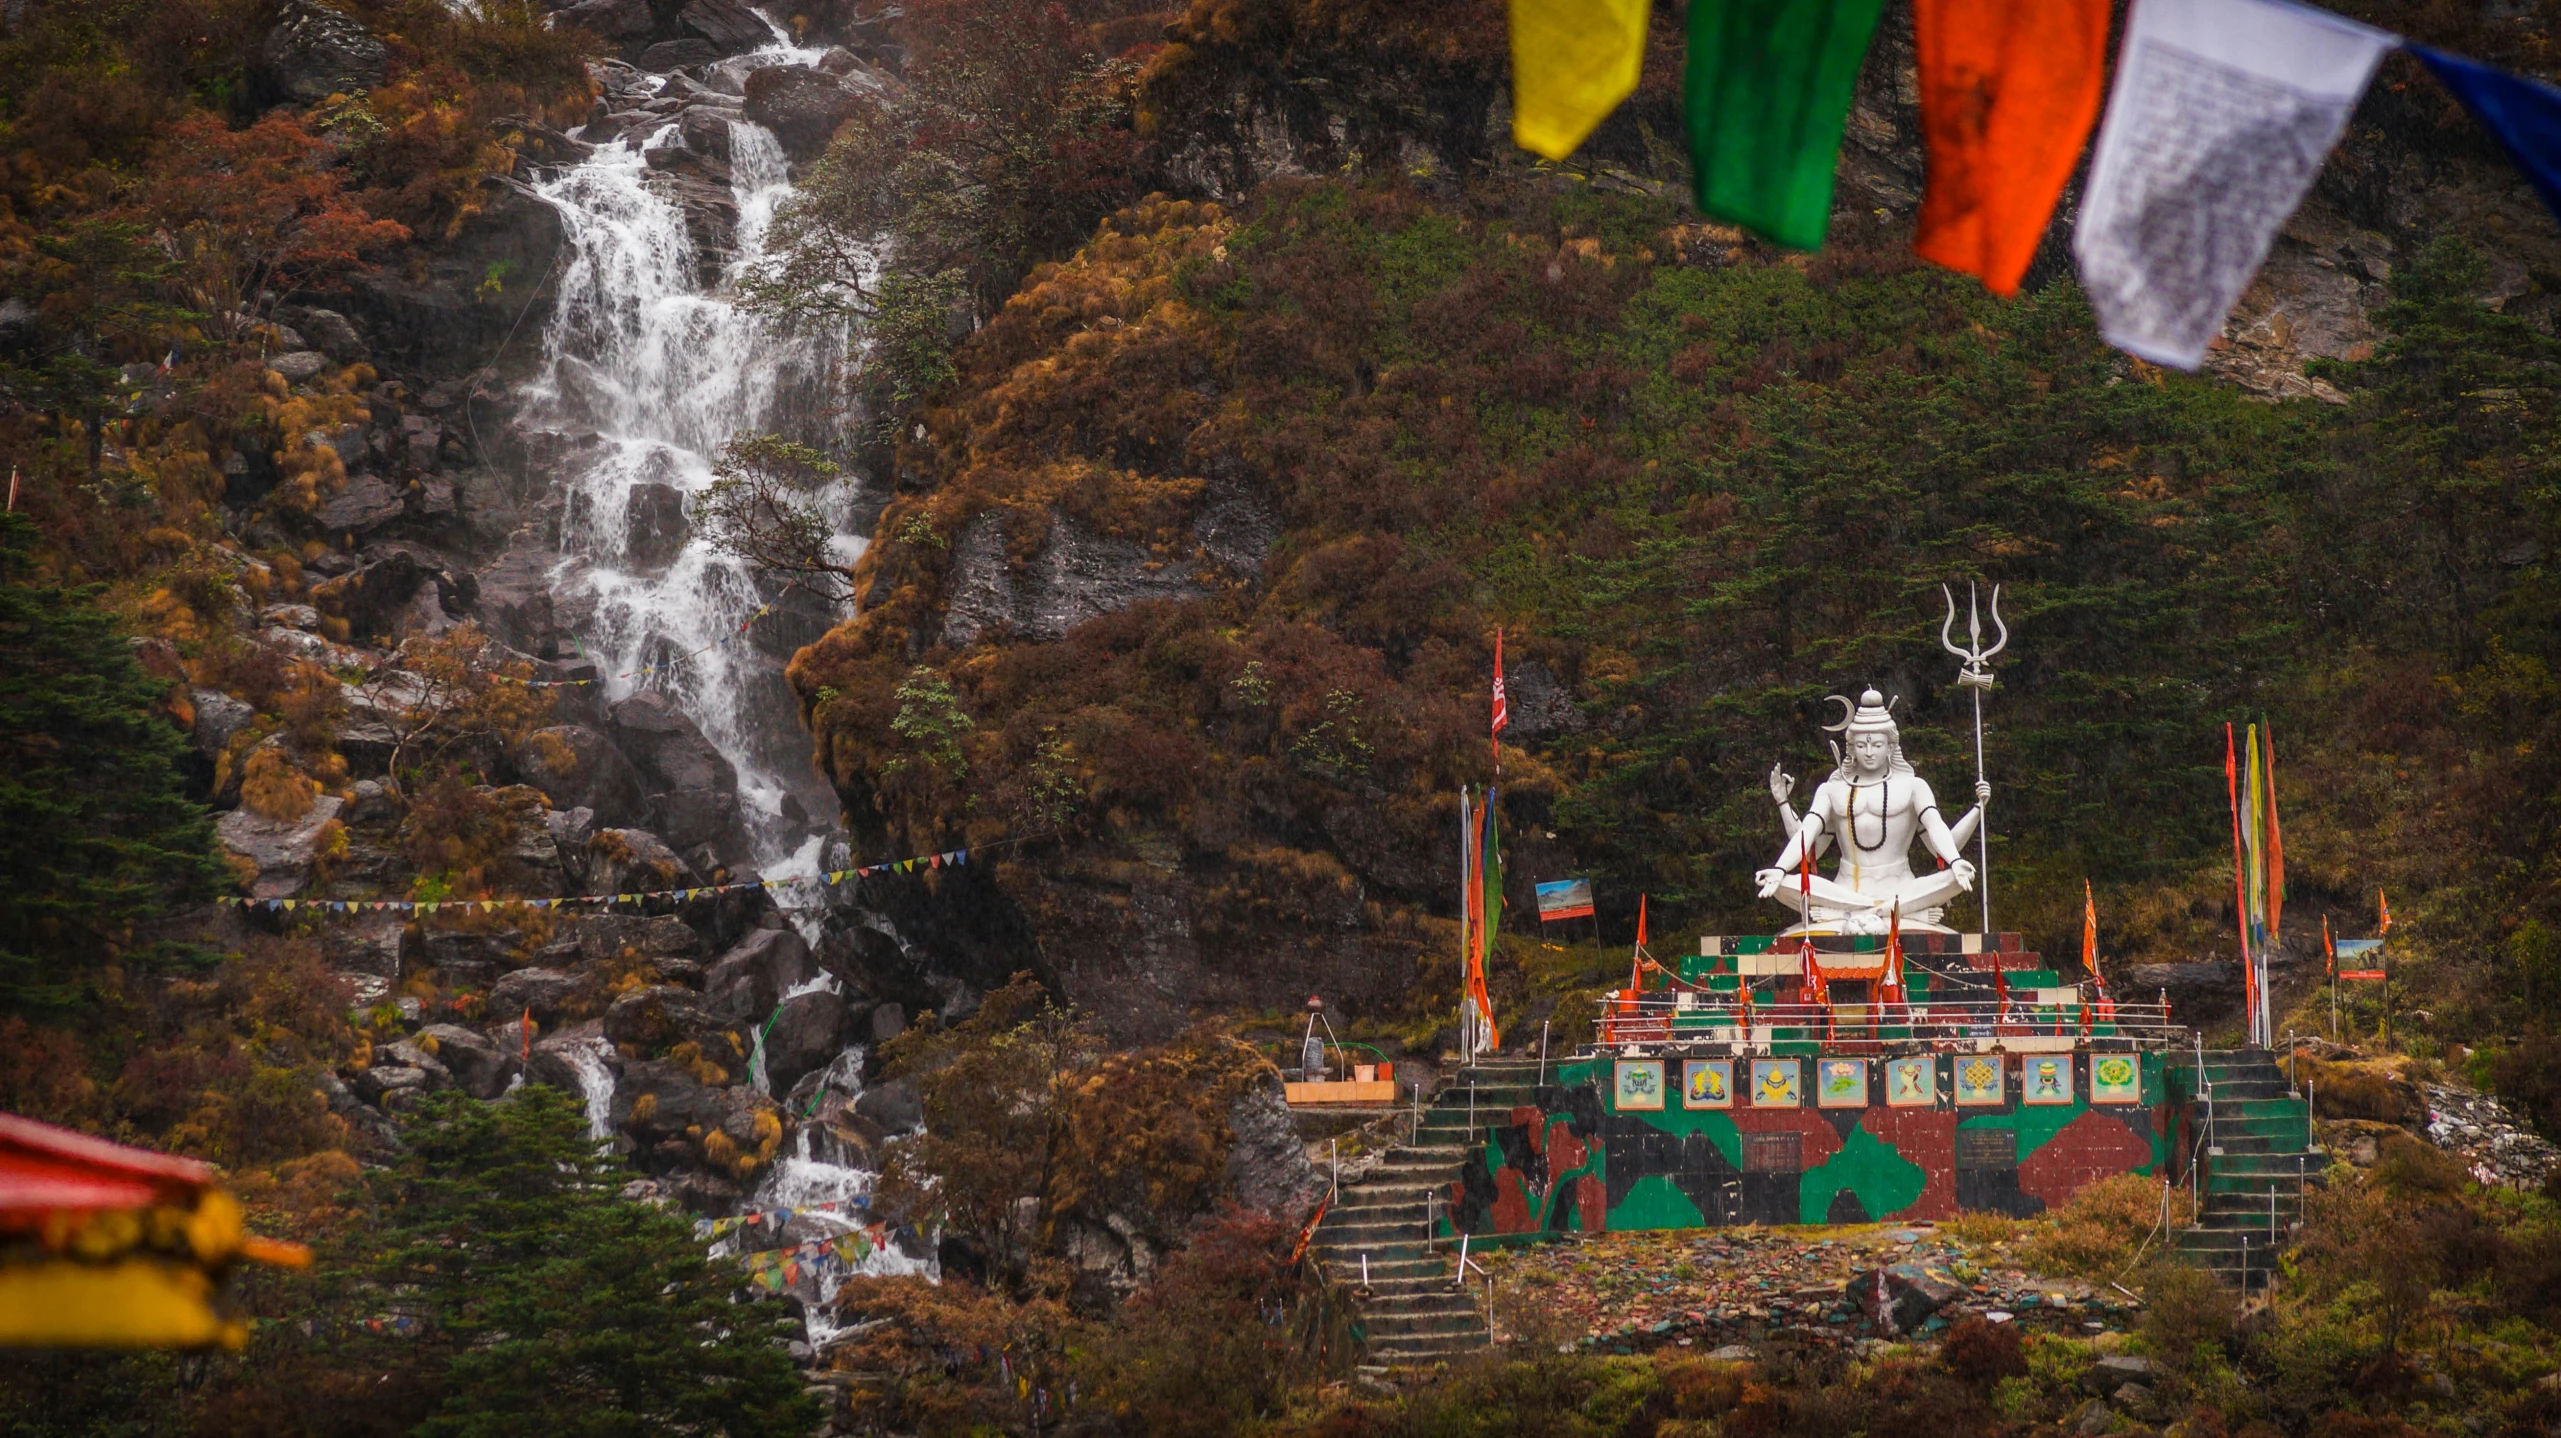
left=2418, top=46, right=2561, bottom=224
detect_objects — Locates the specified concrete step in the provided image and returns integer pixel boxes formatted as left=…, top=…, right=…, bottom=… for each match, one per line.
left=1366, top=1333, right=1491, bottom=1364
left=1364, top=1309, right=1491, bottom=1340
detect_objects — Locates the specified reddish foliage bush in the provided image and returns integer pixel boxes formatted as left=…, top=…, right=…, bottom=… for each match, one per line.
left=1938, top=1315, right=2027, bottom=1388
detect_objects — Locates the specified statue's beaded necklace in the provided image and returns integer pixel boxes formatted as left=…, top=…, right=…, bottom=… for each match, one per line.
left=1844, top=779, right=1890, bottom=852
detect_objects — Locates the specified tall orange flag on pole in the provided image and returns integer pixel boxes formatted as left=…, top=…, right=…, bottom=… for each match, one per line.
left=1911, top=0, right=2110, bottom=295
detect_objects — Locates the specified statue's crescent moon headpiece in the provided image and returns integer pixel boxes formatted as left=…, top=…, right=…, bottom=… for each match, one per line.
left=1822, top=688, right=1899, bottom=736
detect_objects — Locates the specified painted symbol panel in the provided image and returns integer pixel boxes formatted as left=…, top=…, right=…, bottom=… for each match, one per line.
left=1816, top=1057, right=1868, bottom=1108
left=1751, top=1058, right=1802, bottom=1108
left=2091, top=1053, right=2142, bottom=1104
left=1885, top=1055, right=1937, bottom=1107
left=1615, top=1058, right=1665, bottom=1111
left=1954, top=1054, right=2006, bottom=1106
left=1682, top=1059, right=1733, bottom=1109
left=2022, top=1055, right=2075, bottom=1105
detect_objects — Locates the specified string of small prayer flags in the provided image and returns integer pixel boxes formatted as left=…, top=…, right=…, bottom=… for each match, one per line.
left=493, top=588, right=797, bottom=689
left=1508, top=0, right=2561, bottom=368
left=696, top=1200, right=870, bottom=1241
left=216, top=847, right=974, bottom=917
left=736, top=1228, right=889, bottom=1290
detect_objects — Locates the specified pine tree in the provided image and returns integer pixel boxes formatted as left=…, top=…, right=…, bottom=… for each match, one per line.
left=0, top=511, right=224, bottom=1011
left=370, top=1087, right=821, bottom=1438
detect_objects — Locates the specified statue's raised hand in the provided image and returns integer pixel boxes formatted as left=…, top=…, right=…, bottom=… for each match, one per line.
left=1975, top=779, right=1991, bottom=807
left=1768, top=762, right=1795, bottom=807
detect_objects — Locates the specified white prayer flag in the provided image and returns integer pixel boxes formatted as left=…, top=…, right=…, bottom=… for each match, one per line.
left=2073, top=0, right=2394, bottom=368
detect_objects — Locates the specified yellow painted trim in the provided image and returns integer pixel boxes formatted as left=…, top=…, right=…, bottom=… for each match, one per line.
left=0, top=1259, right=244, bottom=1350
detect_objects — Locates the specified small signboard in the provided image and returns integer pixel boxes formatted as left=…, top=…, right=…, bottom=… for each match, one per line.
left=1537, top=878, right=1596, bottom=922
left=2335, top=938, right=2386, bottom=981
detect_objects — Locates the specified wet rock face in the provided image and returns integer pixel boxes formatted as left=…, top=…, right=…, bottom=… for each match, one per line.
left=262, top=0, right=386, bottom=104
left=940, top=479, right=1280, bottom=647
left=1221, top=1078, right=1325, bottom=1218
left=622, top=482, right=689, bottom=568
left=704, top=927, right=814, bottom=1020
left=760, top=987, right=847, bottom=1094
left=742, top=65, right=875, bottom=161
left=218, top=795, right=346, bottom=899
left=517, top=724, right=651, bottom=828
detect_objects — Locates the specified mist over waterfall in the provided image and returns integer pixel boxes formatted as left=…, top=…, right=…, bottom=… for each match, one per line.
left=524, top=37, right=866, bottom=879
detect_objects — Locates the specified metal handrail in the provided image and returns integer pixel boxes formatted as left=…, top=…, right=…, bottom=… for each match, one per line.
left=1591, top=998, right=2188, bottom=1049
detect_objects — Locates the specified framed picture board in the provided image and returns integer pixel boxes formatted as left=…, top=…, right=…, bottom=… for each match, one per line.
left=1884, top=1055, right=1937, bottom=1107
left=1954, top=1054, right=2006, bottom=1106
left=2021, top=1055, right=2075, bottom=1105
left=1682, top=1059, right=1733, bottom=1109
left=1615, top=1058, right=1666, bottom=1111
left=1751, top=1058, right=1801, bottom=1108
left=1815, top=1057, right=1868, bottom=1108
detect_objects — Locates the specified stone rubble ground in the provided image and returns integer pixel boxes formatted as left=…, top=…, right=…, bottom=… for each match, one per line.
left=1475, top=1223, right=2135, bottom=1356
left=2422, top=1082, right=2561, bottom=1190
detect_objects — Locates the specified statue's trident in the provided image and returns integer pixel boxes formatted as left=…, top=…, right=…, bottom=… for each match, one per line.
left=1940, top=583, right=2007, bottom=934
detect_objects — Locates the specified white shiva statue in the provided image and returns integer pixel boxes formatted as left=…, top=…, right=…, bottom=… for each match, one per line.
left=1757, top=688, right=1990, bottom=935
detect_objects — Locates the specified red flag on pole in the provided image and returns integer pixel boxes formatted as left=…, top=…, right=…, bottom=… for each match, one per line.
left=1993, top=954, right=2010, bottom=1019
left=1490, top=627, right=1508, bottom=776
left=2324, top=913, right=2336, bottom=979
left=2226, top=723, right=2257, bottom=1032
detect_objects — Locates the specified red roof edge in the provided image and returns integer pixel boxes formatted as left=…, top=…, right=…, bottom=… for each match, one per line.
left=0, top=1112, right=216, bottom=1189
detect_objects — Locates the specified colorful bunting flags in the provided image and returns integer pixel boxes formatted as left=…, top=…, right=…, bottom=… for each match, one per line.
left=1509, top=0, right=1652, bottom=161
left=1683, top=0, right=1888, bottom=251
left=2415, top=46, right=2561, bottom=226
left=216, top=848, right=980, bottom=921
left=2073, top=0, right=2393, bottom=368
left=1911, top=0, right=2109, bottom=296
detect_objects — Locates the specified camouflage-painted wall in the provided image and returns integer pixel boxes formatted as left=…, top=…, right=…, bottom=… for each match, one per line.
left=1447, top=1051, right=2175, bottom=1237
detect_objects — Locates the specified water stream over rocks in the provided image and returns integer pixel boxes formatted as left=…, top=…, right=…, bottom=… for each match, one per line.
left=523, top=17, right=929, bottom=1332
left=526, top=25, right=864, bottom=881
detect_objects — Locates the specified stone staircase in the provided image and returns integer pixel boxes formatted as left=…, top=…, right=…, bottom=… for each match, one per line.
left=1308, top=1056, right=1544, bottom=1367
left=2170, top=1048, right=2321, bottom=1290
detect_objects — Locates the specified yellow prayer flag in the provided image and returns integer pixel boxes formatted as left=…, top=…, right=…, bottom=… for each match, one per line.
left=1510, top=0, right=1652, bottom=161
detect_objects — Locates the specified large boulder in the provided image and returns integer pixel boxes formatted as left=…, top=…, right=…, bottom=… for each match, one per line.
left=275, top=306, right=368, bottom=364
left=761, top=988, right=846, bottom=1095
left=604, top=984, right=743, bottom=1062
left=418, top=1023, right=515, bottom=1100
left=651, top=785, right=743, bottom=854
left=854, top=1077, right=923, bottom=1135
left=679, top=0, right=772, bottom=51
left=742, top=65, right=871, bottom=161
left=218, top=794, right=345, bottom=898
left=606, top=691, right=737, bottom=793
left=553, top=0, right=659, bottom=40
left=488, top=967, right=591, bottom=1027
left=579, top=827, right=698, bottom=897
left=313, top=472, right=405, bottom=534
left=1850, top=1262, right=1966, bottom=1334
left=574, top=913, right=707, bottom=970
left=262, top=0, right=388, bottom=103
left=515, top=724, right=650, bottom=828
left=703, top=927, right=813, bottom=1021
left=612, top=1057, right=731, bottom=1147
left=1222, top=1076, right=1324, bottom=1217
left=190, top=687, right=255, bottom=761
left=419, top=929, right=519, bottom=990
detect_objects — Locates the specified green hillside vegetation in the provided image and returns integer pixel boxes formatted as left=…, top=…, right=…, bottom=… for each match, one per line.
left=793, top=178, right=2560, bottom=1051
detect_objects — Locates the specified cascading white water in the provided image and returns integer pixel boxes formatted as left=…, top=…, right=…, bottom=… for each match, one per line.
left=525, top=40, right=866, bottom=877
left=564, top=1036, right=618, bottom=1141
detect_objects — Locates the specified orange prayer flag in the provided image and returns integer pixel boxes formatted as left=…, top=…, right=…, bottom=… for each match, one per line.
left=1912, top=0, right=2109, bottom=296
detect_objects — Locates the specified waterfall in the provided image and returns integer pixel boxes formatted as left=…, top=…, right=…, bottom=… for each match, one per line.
left=522, top=20, right=925, bottom=1337
left=563, top=1035, right=618, bottom=1142
left=523, top=37, right=867, bottom=878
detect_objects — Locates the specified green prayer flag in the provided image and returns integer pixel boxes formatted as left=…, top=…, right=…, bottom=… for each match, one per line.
left=1683, top=0, right=1887, bottom=250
